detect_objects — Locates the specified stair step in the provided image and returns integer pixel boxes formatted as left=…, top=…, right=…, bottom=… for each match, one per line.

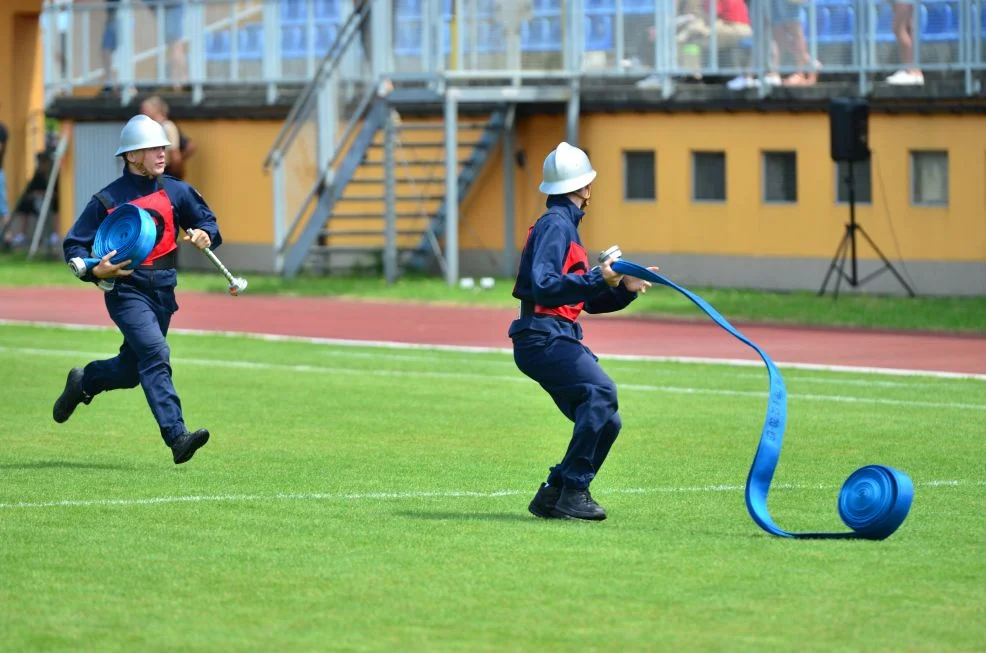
left=359, top=159, right=472, bottom=166
left=339, top=195, right=445, bottom=202
left=398, top=121, right=492, bottom=131
left=330, top=212, right=431, bottom=219
left=348, top=177, right=447, bottom=185
left=321, top=229, right=428, bottom=237
left=369, top=141, right=488, bottom=149
left=311, top=245, right=428, bottom=254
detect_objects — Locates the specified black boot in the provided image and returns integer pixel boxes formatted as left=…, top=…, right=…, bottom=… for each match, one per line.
left=170, top=429, right=210, bottom=465
left=528, top=484, right=561, bottom=518
left=52, top=367, right=93, bottom=424
left=552, top=487, right=607, bottom=521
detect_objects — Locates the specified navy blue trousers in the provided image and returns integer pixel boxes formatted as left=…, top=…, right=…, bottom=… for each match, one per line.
left=82, top=281, right=186, bottom=445
left=513, top=333, right=622, bottom=490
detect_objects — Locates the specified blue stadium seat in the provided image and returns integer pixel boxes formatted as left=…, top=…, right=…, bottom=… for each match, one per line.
left=315, top=23, right=338, bottom=54
left=585, top=14, right=613, bottom=51
left=396, top=0, right=421, bottom=17
left=623, top=0, right=653, bottom=16
left=394, top=22, right=422, bottom=55
left=522, top=17, right=558, bottom=52
left=814, top=0, right=854, bottom=45
left=920, top=2, right=959, bottom=42
left=280, top=0, right=304, bottom=25
left=281, top=24, right=306, bottom=60
left=205, top=30, right=231, bottom=62
left=313, top=0, right=338, bottom=21
left=874, top=1, right=895, bottom=42
left=239, top=24, right=263, bottom=61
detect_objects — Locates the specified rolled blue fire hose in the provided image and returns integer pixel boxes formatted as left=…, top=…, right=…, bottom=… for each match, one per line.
left=76, top=203, right=158, bottom=272
left=611, top=258, right=914, bottom=540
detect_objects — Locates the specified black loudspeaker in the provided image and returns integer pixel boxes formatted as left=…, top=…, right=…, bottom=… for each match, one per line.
left=829, top=98, right=870, bottom=163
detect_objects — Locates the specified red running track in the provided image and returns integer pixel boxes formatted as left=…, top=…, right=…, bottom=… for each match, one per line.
left=2, top=287, right=985, bottom=375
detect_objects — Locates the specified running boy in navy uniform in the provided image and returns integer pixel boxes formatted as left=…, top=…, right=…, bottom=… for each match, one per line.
left=53, top=114, right=223, bottom=465
left=510, top=142, right=658, bottom=521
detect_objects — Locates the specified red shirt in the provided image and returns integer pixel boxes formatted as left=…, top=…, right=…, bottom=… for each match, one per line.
left=705, top=0, right=751, bottom=25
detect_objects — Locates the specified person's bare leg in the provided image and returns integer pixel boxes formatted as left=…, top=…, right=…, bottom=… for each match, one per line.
left=892, top=4, right=916, bottom=71
left=101, top=48, right=115, bottom=91
left=887, top=2, right=923, bottom=83
left=169, top=42, right=188, bottom=91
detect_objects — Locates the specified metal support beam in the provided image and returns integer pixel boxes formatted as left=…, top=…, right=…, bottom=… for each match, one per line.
left=444, top=91, right=459, bottom=287
left=438, top=84, right=574, bottom=103
left=502, top=104, right=517, bottom=278
left=566, top=79, right=580, bottom=146
left=383, top=107, right=398, bottom=284
left=371, top=0, right=392, bottom=83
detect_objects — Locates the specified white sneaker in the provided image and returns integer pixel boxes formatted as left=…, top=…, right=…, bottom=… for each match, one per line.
left=762, top=72, right=782, bottom=86
left=887, top=70, right=924, bottom=86
left=635, top=74, right=664, bottom=89
left=727, top=75, right=759, bottom=90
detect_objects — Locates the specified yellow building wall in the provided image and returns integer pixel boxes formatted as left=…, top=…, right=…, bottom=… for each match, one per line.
left=461, top=112, right=986, bottom=264
left=55, top=111, right=986, bottom=267
left=0, top=0, right=45, bottom=211
left=59, top=119, right=286, bottom=245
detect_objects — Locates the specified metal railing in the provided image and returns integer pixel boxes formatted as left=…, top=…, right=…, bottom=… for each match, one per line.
left=262, top=1, right=374, bottom=273
left=40, top=0, right=986, bottom=100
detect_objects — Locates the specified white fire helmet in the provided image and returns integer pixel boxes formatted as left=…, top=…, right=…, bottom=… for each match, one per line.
left=538, top=141, right=597, bottom=195
left=114, top=114, right=172, bottom=157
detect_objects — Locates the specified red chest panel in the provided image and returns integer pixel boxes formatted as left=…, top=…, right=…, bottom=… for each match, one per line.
left=535, top=240, right=588, bottom=322
left=106, top=189, right=177, bottom=266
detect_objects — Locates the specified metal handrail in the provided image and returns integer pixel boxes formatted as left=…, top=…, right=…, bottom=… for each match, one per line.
left=263, top=0, right=370, bottom=171
left=276, top=82, right=378, bottom=255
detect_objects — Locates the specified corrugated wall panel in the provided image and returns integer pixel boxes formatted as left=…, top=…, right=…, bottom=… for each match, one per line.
left=72, top=122, right=126, bottom=217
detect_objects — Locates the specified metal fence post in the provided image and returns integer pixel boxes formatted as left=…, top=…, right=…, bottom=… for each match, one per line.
left=383, top=107, right=398, bottom=284
left=444, top=90, right=459, bottom=286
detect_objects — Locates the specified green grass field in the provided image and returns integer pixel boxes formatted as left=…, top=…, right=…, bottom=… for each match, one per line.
left=1, top=323, right=984, bottom=652
left=4, top=253, right=986, bottom=333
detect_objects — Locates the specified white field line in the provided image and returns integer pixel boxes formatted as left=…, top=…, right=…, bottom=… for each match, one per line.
left=3, top=318, right=986, bottom=382
left=1, top=479, right=982, bottom=510
left=2, top=344, right=984, bottom=412
left=0, top=321, right=968, bottom=390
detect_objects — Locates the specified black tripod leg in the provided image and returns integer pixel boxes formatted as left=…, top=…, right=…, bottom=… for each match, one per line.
left=818, top=226, right=851, bottom=297
left=855, top=225, right=917, bottom=297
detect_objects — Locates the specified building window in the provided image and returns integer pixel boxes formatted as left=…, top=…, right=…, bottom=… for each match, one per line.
left=910, top=151, right=948, bottom=206
left=835, top=160, right=872, bottom=204
left=692, top=151, right=726, bottom=202
left=623, top=150, right=656, bottom=201
left=763, top=151, right=797, bottom=203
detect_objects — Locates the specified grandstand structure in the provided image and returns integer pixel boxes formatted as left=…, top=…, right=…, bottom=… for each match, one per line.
left=29, top=0, right=986, bottom=295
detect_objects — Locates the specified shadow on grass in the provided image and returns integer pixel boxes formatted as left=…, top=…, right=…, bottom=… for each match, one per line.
left=0, top=460, right=136, bottom=471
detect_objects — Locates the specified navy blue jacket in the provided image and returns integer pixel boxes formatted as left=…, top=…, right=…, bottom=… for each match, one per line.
left=63, top=168, right=223, bottom=288
left=509, top=196, right=636, bottom=339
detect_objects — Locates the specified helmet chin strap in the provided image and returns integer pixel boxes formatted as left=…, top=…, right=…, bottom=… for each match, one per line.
left=570, top=187, right=591, bottom=209
left=125, top=153, right=157, bottom=178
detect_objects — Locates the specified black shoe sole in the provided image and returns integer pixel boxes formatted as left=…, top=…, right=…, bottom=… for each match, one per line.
left=173, top=430, right=210, bottom=465
left=528, top=502, right=560, bottom=519
left=53, top=368, right=85, bottom=424
left=550, top=507, right=608, bottom=521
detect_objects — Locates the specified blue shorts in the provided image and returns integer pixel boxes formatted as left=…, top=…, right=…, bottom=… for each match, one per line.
left=102, top=16, right=117, bottom=51
left=770, top=0, right=803, bottom=23
left=0, top=170, right=8, bottom=217
left=164, top=4, right=184, bottom=44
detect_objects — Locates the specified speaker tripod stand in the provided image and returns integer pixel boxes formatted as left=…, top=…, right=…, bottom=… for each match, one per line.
left=818, top=160, right=916, bottom=299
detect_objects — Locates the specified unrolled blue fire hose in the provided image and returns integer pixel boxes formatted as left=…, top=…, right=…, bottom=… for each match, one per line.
left=67, top=203, right=158, bottom=291
left=610, top=257, right=914, bottom=540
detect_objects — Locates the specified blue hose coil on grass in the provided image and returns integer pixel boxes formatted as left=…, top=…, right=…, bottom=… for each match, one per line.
left=79, top=203, right=158, bottom=272
left=611, top=258, right=914, bottom=540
